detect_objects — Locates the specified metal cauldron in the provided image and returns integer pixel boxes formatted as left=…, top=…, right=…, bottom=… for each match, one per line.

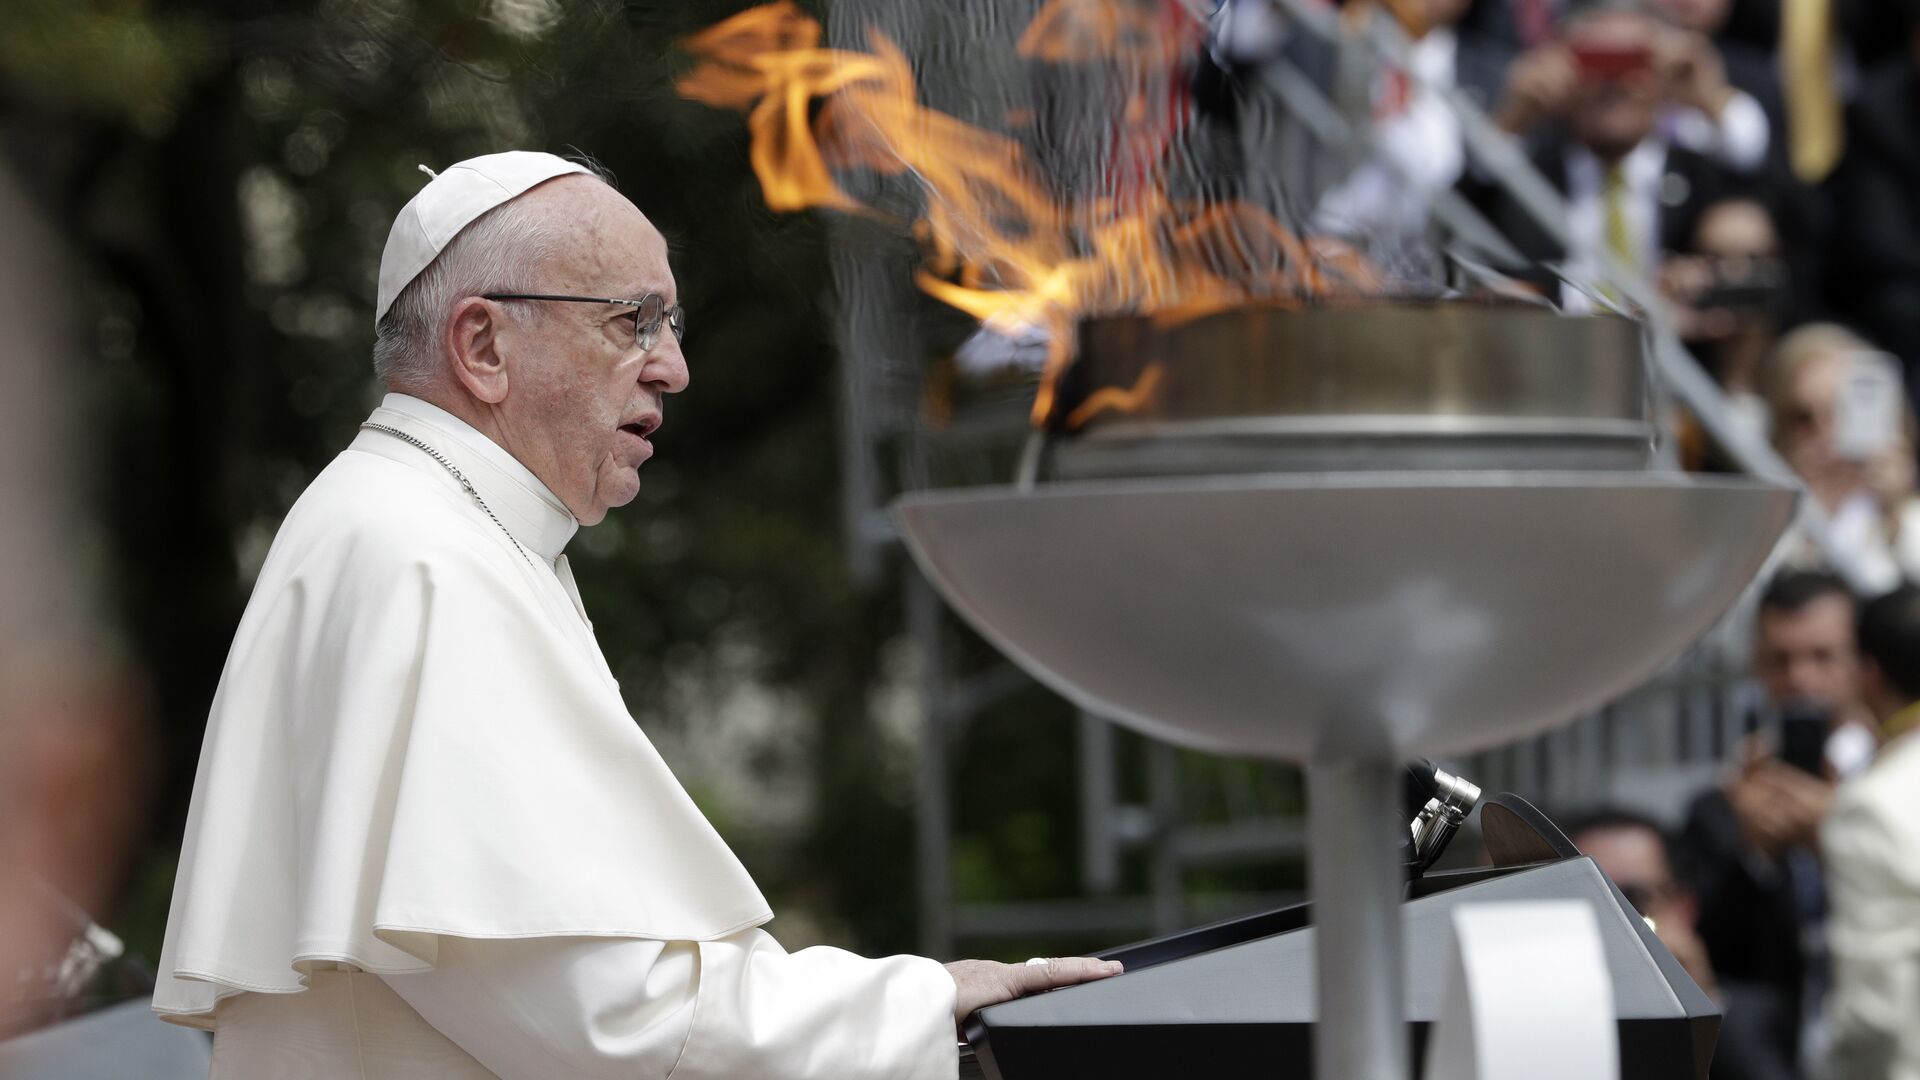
left=1046, top=303, right=1653, bottom=479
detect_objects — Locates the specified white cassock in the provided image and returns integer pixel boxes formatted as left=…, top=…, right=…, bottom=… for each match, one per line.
left=152, top=393, right=958, bottom=1079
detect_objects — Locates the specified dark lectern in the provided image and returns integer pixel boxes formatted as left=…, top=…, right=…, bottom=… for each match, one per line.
left=962, top=805, right=1720, bottom=1080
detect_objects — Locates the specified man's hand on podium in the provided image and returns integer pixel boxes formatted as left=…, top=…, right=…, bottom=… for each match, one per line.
left=945, top=956, right=1124, bottom=1025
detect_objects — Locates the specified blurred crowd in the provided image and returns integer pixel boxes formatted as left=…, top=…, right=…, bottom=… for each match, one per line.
left=1502, top=0, right=1920, bottom=595
left=1234, top=3, right=1920, bottom=1077
left=1571, top=570, right=1920, bottom=1080
left=1224, top=0, right=1920, bottom=595
left=1437, top=3, right=1920, bottom=1076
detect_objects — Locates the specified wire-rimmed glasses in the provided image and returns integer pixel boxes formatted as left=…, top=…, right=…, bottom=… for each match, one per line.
left=482, top=292, right=686, bottom=351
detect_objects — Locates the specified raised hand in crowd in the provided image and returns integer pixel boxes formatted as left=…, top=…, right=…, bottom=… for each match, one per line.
left=1494, top=43, right=1577, bottom=134
left=1778, top=391, right=1917, bottom=522
left=1654, top=28, right=1736, bottom=119
left=1723, top=739, right=1836, bottom=860
left=1493, top=19, right=1741, bottom=136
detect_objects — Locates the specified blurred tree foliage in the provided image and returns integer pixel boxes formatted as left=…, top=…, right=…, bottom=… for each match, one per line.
left=0, top=0, right=958, bottom=966
left=0, top=0, right=1303, bottom=981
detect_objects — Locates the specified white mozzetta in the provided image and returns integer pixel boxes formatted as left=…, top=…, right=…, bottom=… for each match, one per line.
left=153, top=394, right=773, bottom=1024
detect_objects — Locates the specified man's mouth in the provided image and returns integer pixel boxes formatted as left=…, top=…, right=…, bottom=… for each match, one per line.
left=618, top=415, right=661, bottom=460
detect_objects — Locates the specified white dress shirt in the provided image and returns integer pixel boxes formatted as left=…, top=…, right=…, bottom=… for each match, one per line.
left=1557, top=138, right=1669, bottom=310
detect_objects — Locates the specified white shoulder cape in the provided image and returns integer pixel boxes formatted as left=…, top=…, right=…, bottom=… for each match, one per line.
left=153, top=402, right=772, bottom=1027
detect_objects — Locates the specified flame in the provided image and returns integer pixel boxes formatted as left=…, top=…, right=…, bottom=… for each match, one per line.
left=679, top=2, right=1377, bottom=428
left=678, top=4, right=905, bottom=213
left=1062, top=361, right=1166, bottom=431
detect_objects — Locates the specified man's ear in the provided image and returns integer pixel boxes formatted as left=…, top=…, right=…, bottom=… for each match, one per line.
left=446, top=296, right=510, bottom=404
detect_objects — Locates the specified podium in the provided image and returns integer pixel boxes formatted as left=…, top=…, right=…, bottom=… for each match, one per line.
left=963, top=842, right=1719, bottom=1079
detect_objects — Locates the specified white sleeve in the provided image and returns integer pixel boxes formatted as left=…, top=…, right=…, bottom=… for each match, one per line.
left=673, top=932, right=957, bottom=1080
left=1821, top=788, right=1920, bottom=1080
left=1666, top=91, right=1769, bottom=174
left=380, top=930, right=958, bottom=1080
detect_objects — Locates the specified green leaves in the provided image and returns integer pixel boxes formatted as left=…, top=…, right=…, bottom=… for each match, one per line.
left=0, top=0, right=219, bottom=133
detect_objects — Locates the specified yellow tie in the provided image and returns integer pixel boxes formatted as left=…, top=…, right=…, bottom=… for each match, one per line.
left=1605, top=164, right=1636, bottom=272
left=1782, top=0, right=1843, bottom=183
left=1884, top=700, right=1920, bottom=744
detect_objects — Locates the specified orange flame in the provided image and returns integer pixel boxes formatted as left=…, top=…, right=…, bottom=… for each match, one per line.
left=1062, top=361, right=1166, bottom=431
left=679, top=4, right=905, bottom=213
left=679, top=2, right=1377, bottom=428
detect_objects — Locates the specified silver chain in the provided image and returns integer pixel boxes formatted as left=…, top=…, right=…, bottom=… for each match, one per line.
left=360, top=422, right=533, bottom=567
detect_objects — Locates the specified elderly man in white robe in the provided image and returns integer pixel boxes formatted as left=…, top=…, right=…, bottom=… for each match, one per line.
left=151, top=150, right=1120, bottom=1079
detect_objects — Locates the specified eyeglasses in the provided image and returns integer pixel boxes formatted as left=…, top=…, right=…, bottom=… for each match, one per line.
left=1613, top=880, right=1674, bottom=916
left=483, top=292, right=686, bottom=352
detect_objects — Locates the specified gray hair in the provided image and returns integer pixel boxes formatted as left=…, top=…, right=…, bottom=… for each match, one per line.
left=372, top=161, right=615, bottom=389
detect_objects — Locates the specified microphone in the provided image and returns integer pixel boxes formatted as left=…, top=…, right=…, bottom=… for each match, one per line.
left=1404, top=759, right=1482, bottom=874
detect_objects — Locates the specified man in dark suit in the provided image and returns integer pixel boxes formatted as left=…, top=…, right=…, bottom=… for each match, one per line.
left=1675, top=570, right=1863, bottom=1080
left=1564, top=808, right=1722, bottom=1004
left=1459, top=2, right=1735, bottom=302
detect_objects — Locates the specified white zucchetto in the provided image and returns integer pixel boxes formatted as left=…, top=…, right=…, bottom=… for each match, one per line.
left=374, top=150, right=588, bottom=326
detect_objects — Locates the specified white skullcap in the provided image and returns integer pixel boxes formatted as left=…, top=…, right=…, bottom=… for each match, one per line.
left=374, top=150, right=590, bottom=327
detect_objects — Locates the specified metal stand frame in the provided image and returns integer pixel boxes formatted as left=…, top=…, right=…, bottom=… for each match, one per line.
left=1308, top=755, right=1409, bottom=1080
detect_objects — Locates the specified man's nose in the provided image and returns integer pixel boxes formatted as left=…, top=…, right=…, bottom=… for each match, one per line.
left=644, top=333, right=690, bottom=394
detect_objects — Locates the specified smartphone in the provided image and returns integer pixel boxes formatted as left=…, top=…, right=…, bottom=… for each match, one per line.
left=1832, top=351, right=1903, bottom=461
left=1698, top=256, right=1787, bottom=314
left=1777, top=703, right=1830, bottom=777
left=1570, top=41, right=1652, bottom=81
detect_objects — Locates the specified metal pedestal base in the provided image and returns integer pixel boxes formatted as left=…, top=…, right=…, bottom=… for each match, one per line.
left=1308, top=755, right=1408, bottom=1080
